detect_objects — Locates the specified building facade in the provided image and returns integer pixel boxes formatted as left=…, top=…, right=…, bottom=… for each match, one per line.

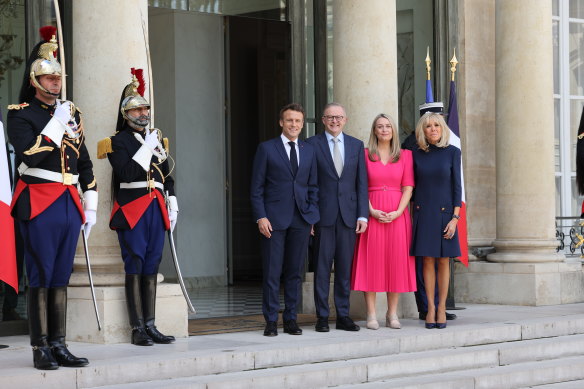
left=0, top=0, right=582, bottom=341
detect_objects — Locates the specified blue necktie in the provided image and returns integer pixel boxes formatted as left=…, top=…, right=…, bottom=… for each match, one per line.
left=288, top=141, right=298, bottom=176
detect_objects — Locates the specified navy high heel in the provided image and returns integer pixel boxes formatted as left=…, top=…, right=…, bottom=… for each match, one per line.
left=436, top=322, right=447, bottom=329
left=425, top=322, right=437, bottom=329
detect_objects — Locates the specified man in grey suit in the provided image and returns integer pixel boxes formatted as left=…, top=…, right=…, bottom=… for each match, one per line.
left=307, top=103, right=368, bottom=332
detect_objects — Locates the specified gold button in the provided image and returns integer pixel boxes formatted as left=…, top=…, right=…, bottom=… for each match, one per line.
left=441, top=207, right=445, bottom=211
left=66, top=155, right=70, bottom=159
left=67, top=167, right=70, bottom=171
left=416, top=205, right=420, bottom=209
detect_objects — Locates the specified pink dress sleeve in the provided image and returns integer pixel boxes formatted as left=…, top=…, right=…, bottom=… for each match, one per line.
left=401, top=149, right=415, bottom=187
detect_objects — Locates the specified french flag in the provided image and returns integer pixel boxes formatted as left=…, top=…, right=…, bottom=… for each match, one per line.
left=447, top=80, right=469, bottom=267
left=0, top=108, right=18, bottom=293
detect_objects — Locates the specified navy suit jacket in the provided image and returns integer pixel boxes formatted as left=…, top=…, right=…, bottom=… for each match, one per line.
left=306, top=132, right=368, bottom=228
left=250, top=137, right=320, bottom=230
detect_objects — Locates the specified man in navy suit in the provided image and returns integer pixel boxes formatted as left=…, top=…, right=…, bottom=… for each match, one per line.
left=307, top=103, right=368, bottom=332
left=250, top=103, right=319, bottom=337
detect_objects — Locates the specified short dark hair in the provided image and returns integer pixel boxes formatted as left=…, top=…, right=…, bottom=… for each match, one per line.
left=279, top=103, right=305, bottom=120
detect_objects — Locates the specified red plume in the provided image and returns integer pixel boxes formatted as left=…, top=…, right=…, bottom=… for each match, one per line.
left=39, top=26, right=57, bottom=42
left=130, top=68, right=146, bottom=97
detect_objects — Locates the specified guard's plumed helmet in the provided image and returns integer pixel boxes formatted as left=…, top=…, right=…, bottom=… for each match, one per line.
left=120, top=68, right=149, bottom=120
left=19, top=26, right=62, bottom=102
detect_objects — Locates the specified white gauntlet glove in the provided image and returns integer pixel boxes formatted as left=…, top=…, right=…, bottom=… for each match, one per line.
left=82, top=190, right=98, bottom=239
left=145, top=128, right=159, bottom=150
left=168, top=195, right=178, bottom=232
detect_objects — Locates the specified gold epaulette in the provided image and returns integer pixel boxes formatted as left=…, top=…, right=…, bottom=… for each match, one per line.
left=7, top=103, right=29, bottom=110
left=163, top=138, right=169, bottom=153
left=75, top=105, right=83, bottom=114
left=97, top=137, right=112, bottom=159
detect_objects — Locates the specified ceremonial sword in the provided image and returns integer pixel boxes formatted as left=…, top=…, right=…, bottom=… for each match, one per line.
left=53, top=0, right=102, bottom=330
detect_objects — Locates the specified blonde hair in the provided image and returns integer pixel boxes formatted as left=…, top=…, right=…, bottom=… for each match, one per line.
left=415, top=112, right=450, bottom=152
left=367, top=113, right=401, bottom=163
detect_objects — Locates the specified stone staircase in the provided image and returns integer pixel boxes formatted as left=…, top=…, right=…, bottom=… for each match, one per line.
left=2, top=304, right=584, bottom=388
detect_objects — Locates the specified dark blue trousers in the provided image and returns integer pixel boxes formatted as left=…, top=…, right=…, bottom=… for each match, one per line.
left=261, top=206, right=311, bottom=323
left=117, top=201, right=165, bottom=275
left=313, top=215, right=356, bottom=318
left=19, top=192, right=82, bottom=288
left=413, top=256, right=439, bottom=313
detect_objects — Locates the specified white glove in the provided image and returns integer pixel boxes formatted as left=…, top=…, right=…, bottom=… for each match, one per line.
left=145, top=129, right=159, bottom=150
left=168, top=195, right=178, bottom=232
left=53, top=101, right=72, bottom=126
left=83, top=209, right=97, bottom=239
left=169, top=209, right=178, bottom=232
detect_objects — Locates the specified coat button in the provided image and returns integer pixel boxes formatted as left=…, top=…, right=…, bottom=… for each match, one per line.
left=416, top=205, right=420, bottom=209
left=441, top=207, right=445, bottom=211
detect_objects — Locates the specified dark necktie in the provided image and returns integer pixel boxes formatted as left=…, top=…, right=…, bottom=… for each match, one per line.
left=288, top=141, right=298, bottom=176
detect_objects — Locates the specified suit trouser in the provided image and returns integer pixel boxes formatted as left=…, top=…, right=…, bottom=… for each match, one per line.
left=117, top=201, right=165, bottom=275
left=313, top=214, right=356, bottom=318
left=413, top=256, right=439, bottom=313
left=261, top=206, right=310, bottom=323
left=19, top=192, right=82, bottom=288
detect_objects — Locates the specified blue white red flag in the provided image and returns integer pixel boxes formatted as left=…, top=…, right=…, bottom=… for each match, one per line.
left=447, top=80, right=469, bottom=266
left=0, top=108, right=18, bottom=292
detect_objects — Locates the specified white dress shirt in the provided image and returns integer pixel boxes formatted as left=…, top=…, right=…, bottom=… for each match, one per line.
left=281, top=134, right=299, bottom=166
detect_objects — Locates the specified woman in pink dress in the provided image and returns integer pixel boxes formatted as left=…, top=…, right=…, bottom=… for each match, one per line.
left=351, top=113, right=416, bottom=330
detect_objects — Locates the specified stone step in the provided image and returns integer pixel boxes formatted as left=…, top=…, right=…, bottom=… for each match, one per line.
left=335, top=356, right=584, bottom=389
left=91, top=334, right=584, bottom=389
left=3, top=310, right=584, bottom=389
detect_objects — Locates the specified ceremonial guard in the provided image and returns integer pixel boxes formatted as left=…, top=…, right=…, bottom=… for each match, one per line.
left=98, top=69, right=177, bottom=346
left=7, top=27, right=97, bottom=370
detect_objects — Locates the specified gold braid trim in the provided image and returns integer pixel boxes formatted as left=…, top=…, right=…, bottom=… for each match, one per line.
left=62, top=139, right=80, bottom=157
left=97, top=137, right=112, bottom=159
left=163, top=138, right=169, bottom=153
left=86, top=177, right=96, bottom=189
left=152, top=163, right=165, bottom=184
left=23, top=135, right=54, bottom=155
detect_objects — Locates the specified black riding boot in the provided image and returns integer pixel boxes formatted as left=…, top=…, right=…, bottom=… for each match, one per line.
left=141, top=274, right=175, bottom=344
left=28, top=287, right=58, bottom=370
left=47, top=287, right=89, bottom=367
left=125, top=274, right=153, bottom=346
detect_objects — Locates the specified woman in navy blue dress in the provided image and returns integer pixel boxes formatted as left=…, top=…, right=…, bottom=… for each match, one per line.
left=410, top=112, right=461, bottom=329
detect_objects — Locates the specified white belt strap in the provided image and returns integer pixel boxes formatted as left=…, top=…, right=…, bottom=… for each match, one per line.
left=19, top=163, right=79, bottom=185
left=120, top=180, right=164, bottom=190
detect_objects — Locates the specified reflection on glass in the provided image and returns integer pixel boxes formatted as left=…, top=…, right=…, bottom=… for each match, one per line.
left=556, top=176, right=562, bottom=216
left=149, top=0, right=287, bottom=20
left=555, top=98, right=560, bottom=172
left=553, top=19, right=559, bottom=94
left=572, top=100, right=584, bottom=172
left=572, top=176, right=581, bottom=217
left=569, top=0, right=584, bottom=19
left=569, top=22, right=584, bottom=96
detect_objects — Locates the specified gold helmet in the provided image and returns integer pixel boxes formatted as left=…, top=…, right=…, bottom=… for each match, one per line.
left=29, top=34, right=62, bottom=95
left=120, top=68, right=150, bottom=121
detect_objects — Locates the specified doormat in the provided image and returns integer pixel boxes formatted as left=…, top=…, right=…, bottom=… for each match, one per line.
left=188, top=313, right=321, bottom=336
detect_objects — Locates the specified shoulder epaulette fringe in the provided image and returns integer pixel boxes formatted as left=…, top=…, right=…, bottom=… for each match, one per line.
left=163, top=138, right=169, bottom=154
left=7, top=103, right=29, bottom=110
left=97, top=137, right=112, bottom=159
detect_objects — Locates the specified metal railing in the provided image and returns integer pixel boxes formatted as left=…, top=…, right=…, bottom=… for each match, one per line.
left=556, top=216, right=584, bottom=259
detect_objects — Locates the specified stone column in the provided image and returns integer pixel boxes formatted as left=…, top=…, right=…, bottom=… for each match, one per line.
left=333, top=0, right=399, bottom=142
left=456, top=0, right=582, bottom=306
left=67, top=0, right=187, bottom=343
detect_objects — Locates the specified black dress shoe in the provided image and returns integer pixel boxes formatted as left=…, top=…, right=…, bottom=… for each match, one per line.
left=419, top=311, right=457, bottom=321
left=315, top=317, right=330, bottom=332
left=33, top=346, right=59, bottom=370
left=336, top=316, right=360, bottom=331
left=263, top=321, right=278, bottom=337
left=283, top=320, right=302, bottom=335
left=145, top=325, right=175, bottom=344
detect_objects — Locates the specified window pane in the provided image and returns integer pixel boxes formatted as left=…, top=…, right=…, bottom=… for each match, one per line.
left=555, top=98, right=561, bottom=172
left=556, top=176, right=562, bottom=216
left=553, top=19, right=559, bottom=94
left=569, top=22, right=584, bottom=95
left=570, top=0, right=584, bottom=19
left=553, top=0, right=559, bottom=16
left=572, top=176, right=581, bottom=216
left=149, top=0, right=288, bottom=20
left=571, top=99, right=584, bottom=172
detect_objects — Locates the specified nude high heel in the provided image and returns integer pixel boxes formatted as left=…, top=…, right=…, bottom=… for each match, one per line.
left=366, top=314, right=379, bottom=330
left=386, top=313, right=401, bottom=329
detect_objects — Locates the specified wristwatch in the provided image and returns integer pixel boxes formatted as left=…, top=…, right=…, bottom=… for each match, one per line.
left=452, top=214, right=460, bottom=219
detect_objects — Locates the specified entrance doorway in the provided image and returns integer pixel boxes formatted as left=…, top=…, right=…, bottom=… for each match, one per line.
left=148, top=9, right=291, bottom=319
